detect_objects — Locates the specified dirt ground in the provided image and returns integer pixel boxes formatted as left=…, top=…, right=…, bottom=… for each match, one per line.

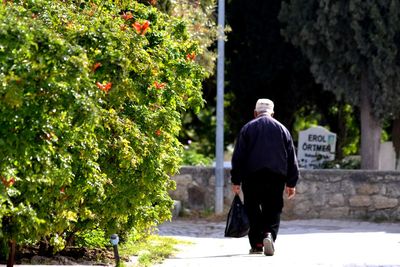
left=1, top=246, right=117, bottom=266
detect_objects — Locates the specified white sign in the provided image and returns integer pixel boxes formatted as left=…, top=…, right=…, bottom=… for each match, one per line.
left=297, top=126, right=337, bottom=169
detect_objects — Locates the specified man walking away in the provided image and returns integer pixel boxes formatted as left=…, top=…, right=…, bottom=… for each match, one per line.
left=230, top=98, right=299, bottom=256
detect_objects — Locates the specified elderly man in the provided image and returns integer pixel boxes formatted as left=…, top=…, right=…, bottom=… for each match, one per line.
left=230, top=98, right=299, bottom=256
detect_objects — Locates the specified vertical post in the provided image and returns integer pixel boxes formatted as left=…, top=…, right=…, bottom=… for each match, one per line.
left=215, top=0, right=225, bottom=214
left=110, top=234, right=120, bottom=266
left=7, top=240, right=16, bottom=267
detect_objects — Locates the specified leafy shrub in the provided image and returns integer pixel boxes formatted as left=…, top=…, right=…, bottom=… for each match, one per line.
left=181, top=141, right=213, bottom=166
left=0, top=0, right=205, bottom=256
left=74, top=229, right=108, bottom=249
left=321, top=155, right=361, bottom=169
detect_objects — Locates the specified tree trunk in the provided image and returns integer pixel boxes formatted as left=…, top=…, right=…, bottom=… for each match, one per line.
left=360, top=73, right=381, bottom=169
left=6, top=240, right=16, bottom=267
left=393, top=116, right=400, bottom=170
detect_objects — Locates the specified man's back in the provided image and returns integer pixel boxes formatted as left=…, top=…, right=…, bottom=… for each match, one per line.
left=234, top=115, right=291, bottom=177
left=231, top=114, right=298, bottom=187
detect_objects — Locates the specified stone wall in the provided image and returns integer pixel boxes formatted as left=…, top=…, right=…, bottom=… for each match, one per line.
left=169, top=167, right=400, bottom=222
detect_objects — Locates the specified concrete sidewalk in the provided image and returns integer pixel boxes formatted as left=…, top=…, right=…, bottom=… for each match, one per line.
left=155, top=219, right=400, bottom=267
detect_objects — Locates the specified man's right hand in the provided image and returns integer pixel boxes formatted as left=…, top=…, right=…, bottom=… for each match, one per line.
left=232, top=184, right=241, bottom=194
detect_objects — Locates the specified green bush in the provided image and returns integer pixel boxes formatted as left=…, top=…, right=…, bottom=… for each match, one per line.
left=0, top=0, right=205, bottom=256
left=321, top=156, right=361, bottom=169
left=181, top=141, right=213, bottom=166
left=74, top=229, right=108, bottom=249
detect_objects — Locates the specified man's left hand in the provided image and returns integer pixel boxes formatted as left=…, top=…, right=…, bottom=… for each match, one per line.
left=285, top=186, right=296, bottom=199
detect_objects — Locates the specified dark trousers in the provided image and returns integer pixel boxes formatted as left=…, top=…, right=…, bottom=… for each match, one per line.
left=242, top=169, right=285, bottom=248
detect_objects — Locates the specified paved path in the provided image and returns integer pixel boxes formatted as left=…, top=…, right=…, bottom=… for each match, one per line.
left=155, top=219, right=400, bottom=267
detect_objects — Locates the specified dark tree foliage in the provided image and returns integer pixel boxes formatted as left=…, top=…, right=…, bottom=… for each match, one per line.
left=225, top=0, right=329, bottom=142
left=280, top=0, right=400, bottom=168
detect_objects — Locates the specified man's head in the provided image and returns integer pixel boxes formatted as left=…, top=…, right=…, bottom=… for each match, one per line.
left=254, top=98, right=274, bottom=117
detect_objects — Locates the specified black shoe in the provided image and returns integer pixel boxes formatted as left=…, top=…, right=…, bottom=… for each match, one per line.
left=249, top=247, right=263, bottom=254
left=263, top=233, right=275, bottom=256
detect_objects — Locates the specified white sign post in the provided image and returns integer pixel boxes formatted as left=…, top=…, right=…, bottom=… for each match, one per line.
left=297, top=126, right=337, bottom=169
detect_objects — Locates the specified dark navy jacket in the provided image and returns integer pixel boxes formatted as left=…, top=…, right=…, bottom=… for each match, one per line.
left=230, top=114, right=299, bottom=187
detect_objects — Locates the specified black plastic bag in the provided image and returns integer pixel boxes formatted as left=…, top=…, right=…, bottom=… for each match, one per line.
left=224, top=194, right=250, bottom=238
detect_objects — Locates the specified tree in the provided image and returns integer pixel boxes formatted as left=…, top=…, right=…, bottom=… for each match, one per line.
left=225, top=0, right=334, bottom=142
left=0, top=0, right=206, bottom=262
left=280, top=0, right=400, bottom=169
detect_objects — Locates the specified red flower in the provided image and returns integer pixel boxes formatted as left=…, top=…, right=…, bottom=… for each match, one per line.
left=92, top=62, right=102, bottom=72
left=60, top=187, right=65, bottom=194
left=1, top=177, right=15, bottom=188
left=186, top=52, right=196, bottom=61
left=133, top=20, right=150, bottom=35
left=154, top=81, right=166, bottom=89
left=155, top=129, right=161, bottom=136
left=121, top=12, right=134, bottom=21
left=96, top=82, right=112, bottom=93
left=132, top=22, right=141, bottom=33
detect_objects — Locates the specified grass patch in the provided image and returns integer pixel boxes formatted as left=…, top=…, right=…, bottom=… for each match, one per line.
left=119, top=235, right=190, bottom=267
